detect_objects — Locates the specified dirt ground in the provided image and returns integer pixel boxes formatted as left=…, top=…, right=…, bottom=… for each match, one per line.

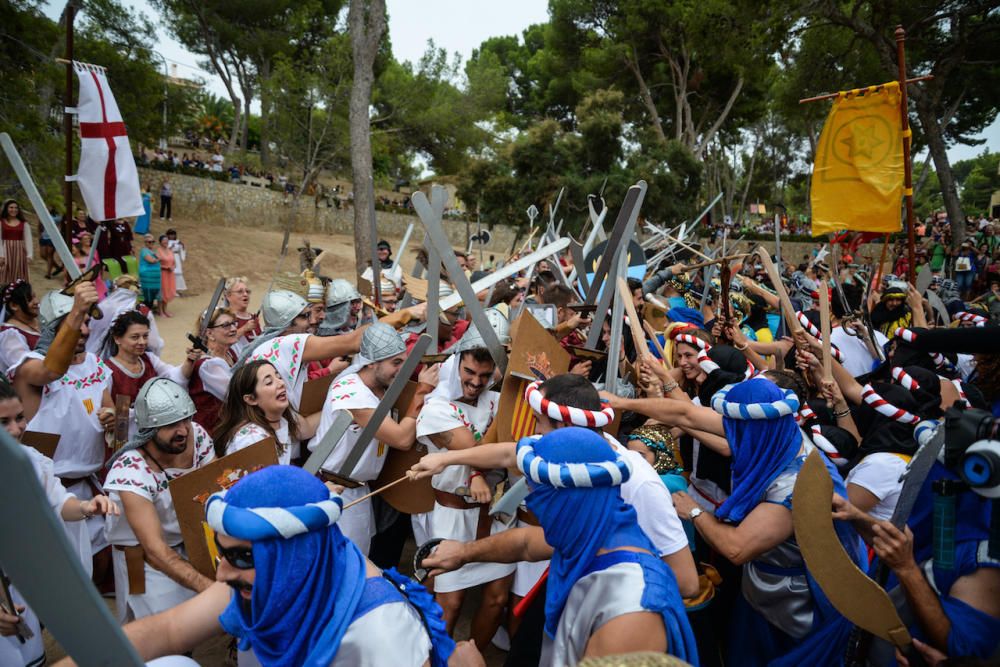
left=28, top=213, right=507, bottom=664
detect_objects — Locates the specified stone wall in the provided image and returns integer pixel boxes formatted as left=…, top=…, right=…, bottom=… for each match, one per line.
left=137, top=167, right=520, bottom=255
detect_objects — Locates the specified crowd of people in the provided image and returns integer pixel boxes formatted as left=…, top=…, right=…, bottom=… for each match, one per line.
left=0, top=213, right=997, bottom=667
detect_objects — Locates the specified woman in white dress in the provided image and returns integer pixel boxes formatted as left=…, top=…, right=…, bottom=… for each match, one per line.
left=166, top=229, right=186, bottom=293
left=213, top=359, right=317, bottom=465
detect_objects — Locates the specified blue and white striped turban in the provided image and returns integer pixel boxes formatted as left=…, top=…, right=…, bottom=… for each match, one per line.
left=711, top=380, right=799, bottom=420
left=206, top=485, right=344, bottom=541
left=516, top=429, right=631, bottom=488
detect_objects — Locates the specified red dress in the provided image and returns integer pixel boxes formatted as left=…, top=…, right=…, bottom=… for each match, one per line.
left=1, top=219, right=29, bottom=284
left=107, top=353, right=158, bottom=404
left=1, top=323, right=40, bottom=350
left=189, top=351, right=235, bottom=432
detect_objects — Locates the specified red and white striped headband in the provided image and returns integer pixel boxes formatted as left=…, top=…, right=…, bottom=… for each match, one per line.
left=524, top=380, right=615, bottom=428
left=797, top=404, right=817, bottom=425
left=891, top=367, right=920, bottom=391
left=893, top=328, right=950, bottom=370
left=861, top=384, right=920, bottom=424
left=697, top=348, right=755, bottom=379
left=950, top=378, right=968, bottom=405
left=794, top=311, right=843, bottom=362
left=955, top=312, right=987, bottom=327
left=810, top=425, right=847, bottom=468
left=672, top=333, right=711, bottom=351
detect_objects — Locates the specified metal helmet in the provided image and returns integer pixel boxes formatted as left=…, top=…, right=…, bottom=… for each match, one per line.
left=452, top=322, right=486, bottom=354
left=325, top=279, right=362, bottom=307
left=261, top=289, right=309, bottom=330
left=39, top=291, right=74, bottom=329
left=135, top=377, right=196, bottom=429
left=483, top=307, right=511, bottom=346
left=360, top=322, right=406, bottom=362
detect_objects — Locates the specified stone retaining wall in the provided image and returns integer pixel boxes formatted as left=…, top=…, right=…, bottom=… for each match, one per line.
left=137, top=167, right=519, bottom=255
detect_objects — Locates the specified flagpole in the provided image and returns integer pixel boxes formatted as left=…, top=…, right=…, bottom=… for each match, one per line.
left=63, top=0, right=76, bottom=248
left=895, top=25, right=917, bottom=286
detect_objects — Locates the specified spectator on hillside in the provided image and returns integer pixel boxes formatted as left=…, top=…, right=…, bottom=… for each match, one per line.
left=103, top=218, right=134, bottom=274
left=159, top=180, right=173, bottom=221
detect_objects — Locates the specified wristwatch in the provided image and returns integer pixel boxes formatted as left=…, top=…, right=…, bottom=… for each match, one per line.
left=688, top=507, right=704, bottom=521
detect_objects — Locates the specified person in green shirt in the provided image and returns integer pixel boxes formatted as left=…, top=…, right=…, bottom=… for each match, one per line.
left=927, top=236, right=948, bottom=272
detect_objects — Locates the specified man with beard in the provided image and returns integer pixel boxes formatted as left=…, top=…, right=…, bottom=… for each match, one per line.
left=871, top=280, right=912, bottom=337
left=10, top=283, right=116, bottom=576
left=238, top=289, right=424, bottom=412
left=103, top=378, right=216, bottom=622
left=415, top=322, right=513, bottom=650
left=56, top=466, right=458, bottom=667
left=310, top=323, right=439, bottom=555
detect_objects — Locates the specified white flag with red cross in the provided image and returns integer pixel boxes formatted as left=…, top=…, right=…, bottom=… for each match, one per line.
left=73, top=61, right=144, bottom=222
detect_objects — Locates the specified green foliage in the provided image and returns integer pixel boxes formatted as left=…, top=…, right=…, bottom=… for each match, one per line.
left=956, top=151, right=1000, bottom=216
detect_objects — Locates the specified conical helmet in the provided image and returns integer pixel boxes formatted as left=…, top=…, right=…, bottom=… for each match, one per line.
left=135, top=378, right=196, bottom=429
left=39, top=291, right=74, bottom=329
left=261, top=290, right=308, bottom=330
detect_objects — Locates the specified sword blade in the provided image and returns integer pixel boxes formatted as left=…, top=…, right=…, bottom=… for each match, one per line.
left=198, top=278, right=228, bottom=340
left=303, top=410, right=354, bottom=475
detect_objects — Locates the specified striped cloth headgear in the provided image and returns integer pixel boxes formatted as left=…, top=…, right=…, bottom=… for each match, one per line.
left=860, top=384, right=920, bottom=425
left=954, top=311, right=987, bottom=327
left=797, top=403, right=817, bottom=425
left=206, top=488, right=344, bottom=541
left=516, top=435, right=631, bottom=488
left=810, top=425, right=847, bottom=467
left=524, top=380, right=615, bottom=428
left=697, top=348, right=755, bottom=380
left=893, top=327, right=953, bottom=371
left=671, top=332, right=711, bottom=351
left=710, top=380, right=800, bottom=420
left=794, top=311, right=844, bottom=362
left=891, top=367, right=921, bottom=391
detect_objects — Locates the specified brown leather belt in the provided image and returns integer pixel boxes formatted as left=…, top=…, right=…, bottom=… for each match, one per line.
left=318, top=470, right=363, bottom=489
left=516, top=507, right=540, bottom=527
left=113, top=545, right=148, bottom=595
left=434, top=490, right=492, bottom=540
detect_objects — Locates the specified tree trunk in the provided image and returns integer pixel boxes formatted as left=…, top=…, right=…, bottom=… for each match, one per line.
left=348, top=0, right=387, bottom=279
left=915, top=100, right=964, bottom=247
left=227, top=98, right=242, bottom=154
left=258, top=58, right=272, bottom=169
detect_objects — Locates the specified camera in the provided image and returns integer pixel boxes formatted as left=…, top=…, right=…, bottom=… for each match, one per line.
left=943, top=405, right=1000, bottom=497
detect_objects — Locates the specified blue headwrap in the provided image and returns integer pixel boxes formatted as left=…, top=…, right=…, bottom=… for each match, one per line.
left=519, top=428, right=698, bottom=663
left=667, top=306, right=704, bottom=328
left=207, top=466, right=367, bottom=667
left=712, top=378, right=802, bottom=523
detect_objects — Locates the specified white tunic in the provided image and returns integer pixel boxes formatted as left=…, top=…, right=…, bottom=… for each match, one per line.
left=416, top=391, right=514, bottom=592
left=540, top=559, right=658, bottom=667
left=20, top=352, right=112, bottom=557
left=103, top=424, right=215, bottom=622
left=309, top=373, right=384, bottom=555
left=845, top=452, right=909, bottom=521
left=0, top=327, right=30, bottom=376
left=248, top=333, right=309, bottom=411
left=225, top=421, right=292, bottom=465
left=22, top=352, right=111, bottom=480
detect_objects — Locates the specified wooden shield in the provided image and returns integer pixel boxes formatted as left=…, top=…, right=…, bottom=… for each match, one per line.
left=496, top=313, right=570, bottom=442
left=21, top=431, right=59, bottom=459
left=169, top=438, right=278, bottom=577
left=371, top=382, right=436, bottom=514
left=300, top=373, right=335, bottom=416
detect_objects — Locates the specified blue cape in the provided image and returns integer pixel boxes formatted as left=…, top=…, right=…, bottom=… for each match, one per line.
left=523, top=428, right=698, bottom=664
left=217, top=466, right=367, bottom=667
left=715, top=379, right=803, bottom=523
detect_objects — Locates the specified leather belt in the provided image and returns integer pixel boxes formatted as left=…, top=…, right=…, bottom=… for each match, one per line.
left=113, top=544, right=149, bottom=595
left=434, top=490, right=492, bottom=540
left=516, top=507, right=540, bottom=527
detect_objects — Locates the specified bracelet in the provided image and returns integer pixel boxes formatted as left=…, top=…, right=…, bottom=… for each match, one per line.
left=80, top=503, right=93, bottom=519
left=735, top=341, right=748, bottom=351
left=833, top=408, right=851, bottom=419
left=662, top=380, right=679, bottom=395
left=467, top=471, right=484, bottom=485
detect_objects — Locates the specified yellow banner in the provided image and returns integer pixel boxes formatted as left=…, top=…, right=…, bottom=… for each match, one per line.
left=810, top=82, right=904, bottom=237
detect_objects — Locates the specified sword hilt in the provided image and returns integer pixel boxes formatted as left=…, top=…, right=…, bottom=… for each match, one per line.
left=186, top=333, right=208, bottom=353
left=60, top=263, right=105, bottom=320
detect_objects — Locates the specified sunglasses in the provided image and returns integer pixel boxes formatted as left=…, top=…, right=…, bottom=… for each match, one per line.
left=214, top=535, right=255, bottom=570
left=209, top=320, right=239, bottom=329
